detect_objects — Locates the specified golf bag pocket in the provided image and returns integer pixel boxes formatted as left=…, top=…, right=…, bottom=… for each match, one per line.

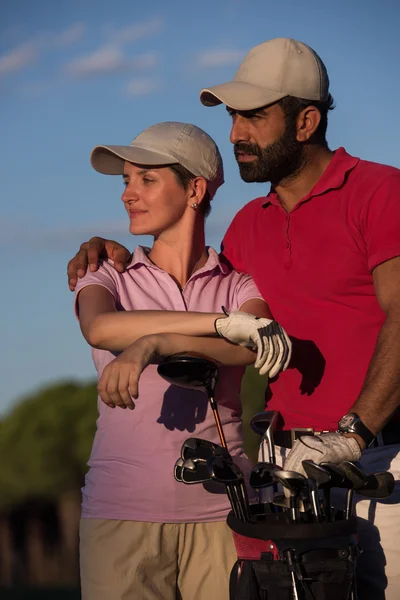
left=228, top=509, right=358, bottom=600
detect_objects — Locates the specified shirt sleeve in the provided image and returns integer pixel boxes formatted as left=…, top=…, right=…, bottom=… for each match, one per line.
left=358, top=171, right=400, bottom=272
left=232, top=274, right=264, bottom=312
left=74, top=261, right=118, bottom=319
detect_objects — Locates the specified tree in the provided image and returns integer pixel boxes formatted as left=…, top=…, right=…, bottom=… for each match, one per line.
left=0, top=381, right=98, bottom=510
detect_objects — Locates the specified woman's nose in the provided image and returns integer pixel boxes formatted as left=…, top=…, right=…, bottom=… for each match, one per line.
left=121, top=185, right=139, bottom=203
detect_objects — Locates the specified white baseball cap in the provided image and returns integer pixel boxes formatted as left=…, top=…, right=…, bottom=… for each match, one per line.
left=91, top=122, right=224, bottom=199
left=200, top=38, right=329, bottom=111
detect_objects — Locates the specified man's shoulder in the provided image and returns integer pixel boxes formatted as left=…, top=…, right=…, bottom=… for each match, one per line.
left=352, top=155, right=400, bottom=184
left=231, top=195, right=269, bottom=223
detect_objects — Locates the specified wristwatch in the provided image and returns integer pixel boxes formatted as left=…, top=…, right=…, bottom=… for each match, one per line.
left=337, top=413, right=375, bottom=447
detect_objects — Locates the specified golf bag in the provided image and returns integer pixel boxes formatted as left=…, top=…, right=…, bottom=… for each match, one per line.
left=228, top=505, right=358, bottom=600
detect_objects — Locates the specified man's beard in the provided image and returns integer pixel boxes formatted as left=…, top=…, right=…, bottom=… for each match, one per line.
left=234, top=122, right=306, bottom=185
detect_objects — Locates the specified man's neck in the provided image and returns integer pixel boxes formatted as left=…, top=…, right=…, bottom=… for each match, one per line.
left=274, top=146, right=334, bottom=213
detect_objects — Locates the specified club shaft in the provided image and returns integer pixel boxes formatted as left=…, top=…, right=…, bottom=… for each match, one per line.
left=345, top=489, right=354, bottom=520
left=209, top=396, right=227, bottom=449
left=225, top=484, right=241, bottom=520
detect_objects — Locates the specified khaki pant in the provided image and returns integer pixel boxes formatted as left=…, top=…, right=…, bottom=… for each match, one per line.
left=80, top=519, right=237, bottom=600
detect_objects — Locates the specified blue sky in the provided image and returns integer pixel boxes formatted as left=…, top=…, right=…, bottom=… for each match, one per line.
left=1, top=0, right=400, bottom=414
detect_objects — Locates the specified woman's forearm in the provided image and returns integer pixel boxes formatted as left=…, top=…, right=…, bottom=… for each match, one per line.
left=153, top=333, right=257, bottom=366
left=87, top=311, right=223, bottom=352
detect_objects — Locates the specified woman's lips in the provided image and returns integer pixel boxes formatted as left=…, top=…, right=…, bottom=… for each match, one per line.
left=129, top=210, right=147, bottom=218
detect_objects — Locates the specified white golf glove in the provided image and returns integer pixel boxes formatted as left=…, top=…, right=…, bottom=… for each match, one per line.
left=284, top=432, right=362, bottom=485
left=214, top=308, right=292, bottom=377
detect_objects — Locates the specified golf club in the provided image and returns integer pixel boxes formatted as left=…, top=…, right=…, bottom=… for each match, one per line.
left=273, top=470, right=309, bottom=524
left=174, top=457, right=184, bottom=482
left=180, top=458, right=212, bottom=485
left=207, top=455, right=251, bottom=522
left=181, top=437, right=231, bottom=462
left=250, top=410, right=279, bottom=464
left=158, top=354, right=227, bottom=449
left=339, top=461, right=368, bottom=519
left=302, top=460, right=332, bottom=521
left=249, top=462, right=282, bottom=490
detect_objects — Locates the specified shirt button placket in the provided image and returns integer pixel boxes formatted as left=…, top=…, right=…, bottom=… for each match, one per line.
left=284, top=214, right=292, bottom=268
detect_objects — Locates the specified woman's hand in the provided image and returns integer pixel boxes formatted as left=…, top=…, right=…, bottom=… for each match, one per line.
left=97, top=335, right=159, bottom=409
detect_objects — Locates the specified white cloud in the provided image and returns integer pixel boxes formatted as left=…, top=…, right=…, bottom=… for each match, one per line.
left=196, top=49, right=244, bottom=68
left=66, top=47, right=158, bottom=78
left=126, top=77, right=161, bottom=96
left=66, top=46, right=125, bottom=76
left=0, top=41, right=39, bottom=75
left=0, top=23, right=85, bottom=76
left=53, top=22, right=85, bottom=47
left=108, top=17, right=164, bottom=45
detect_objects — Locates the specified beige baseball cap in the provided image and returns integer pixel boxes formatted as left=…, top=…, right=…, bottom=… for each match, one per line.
left=90, top=121, right=224, bottom=199
left=200, top=37, right=329, bottom=111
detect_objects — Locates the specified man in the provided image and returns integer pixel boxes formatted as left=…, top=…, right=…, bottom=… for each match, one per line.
left=68, top=38, right=400, bottom=599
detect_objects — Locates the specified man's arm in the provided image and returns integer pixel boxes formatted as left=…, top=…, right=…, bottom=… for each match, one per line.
left=68, top=237, right=131, bottom=291
left=347, top=256, right=400, bottom=447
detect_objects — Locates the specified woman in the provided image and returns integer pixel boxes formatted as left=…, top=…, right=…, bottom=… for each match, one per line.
left=74, top=121, right=290, bottom=600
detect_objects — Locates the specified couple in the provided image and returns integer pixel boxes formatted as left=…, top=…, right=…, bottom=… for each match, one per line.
left=71, top=38, right=400, bottom=600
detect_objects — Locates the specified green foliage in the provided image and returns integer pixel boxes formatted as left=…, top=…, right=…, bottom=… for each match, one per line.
left=241, top=366, right=268, bottom=463
left=0, top=381, right=98, bottom=510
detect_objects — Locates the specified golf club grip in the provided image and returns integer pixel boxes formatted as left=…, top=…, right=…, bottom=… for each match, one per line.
left=357, top=472, right=395, bottom=498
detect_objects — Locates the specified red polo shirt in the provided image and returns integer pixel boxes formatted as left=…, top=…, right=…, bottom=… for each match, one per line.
left=221, top=148, right=400, bottom=431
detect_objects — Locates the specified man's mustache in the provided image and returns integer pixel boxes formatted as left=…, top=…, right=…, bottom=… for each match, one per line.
left=234, top=142, right=263, bottom=158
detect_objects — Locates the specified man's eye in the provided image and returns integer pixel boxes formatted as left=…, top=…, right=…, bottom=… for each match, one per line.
left=123, top=180, right=129, bottom=187
left=143, top=177, right=154, bottom=184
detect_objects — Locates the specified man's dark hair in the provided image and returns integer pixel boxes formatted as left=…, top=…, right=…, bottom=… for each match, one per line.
left=278, top=94, right=335, bottom=146
left=168, top=163, right=212, bottom=217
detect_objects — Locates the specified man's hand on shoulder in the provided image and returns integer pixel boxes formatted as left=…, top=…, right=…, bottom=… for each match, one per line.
left=67, top=237, right=132, bottom=291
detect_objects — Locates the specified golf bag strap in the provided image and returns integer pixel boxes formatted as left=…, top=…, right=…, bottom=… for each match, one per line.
left=227, top=512, right=358, bottom=541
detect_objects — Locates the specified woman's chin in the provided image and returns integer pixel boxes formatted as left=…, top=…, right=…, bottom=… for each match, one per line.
left=129, top=224, right=151, bottom=236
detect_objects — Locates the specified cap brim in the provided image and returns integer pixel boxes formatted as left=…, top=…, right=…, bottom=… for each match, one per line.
left=200, top=81, right=287, bottom=111
left=90, top=145, right=178, bottom=175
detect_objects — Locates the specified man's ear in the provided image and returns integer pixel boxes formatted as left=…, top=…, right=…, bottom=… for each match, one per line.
left=296, top=106, right=321, bottom=142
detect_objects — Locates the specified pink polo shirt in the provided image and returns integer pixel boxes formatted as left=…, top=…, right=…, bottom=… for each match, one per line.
left=75, top=246, right=262, bottom=522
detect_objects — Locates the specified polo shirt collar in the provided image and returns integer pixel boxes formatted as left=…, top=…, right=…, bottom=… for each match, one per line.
left=126, top=245, right=230, bottom=275
left=265, top=147, right=360, bottom=208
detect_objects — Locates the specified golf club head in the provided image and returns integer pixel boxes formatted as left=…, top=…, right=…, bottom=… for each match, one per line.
left=302, top=460, right=331, bottom=488
left=339, top=461, right=368, bottom=490
left=320, top=463, right=346, bottom=487
left=250, top=410, right=279, bottom=464
left=249, top=462, right=282, bottom=489
left=157, top=354, right=218, bottom=396
left=356, top=471, right=395, bottom=499
left=181, top=438, right=231, bottom=461
left=206, top=455, right=244, bottom=483
left=250, top=411, right=279, bottom=436
left=273, top=470, right=308, bottom=495
left=174, top=457, right=184, bottom=482
left=180, top=458, right=212, bottom=484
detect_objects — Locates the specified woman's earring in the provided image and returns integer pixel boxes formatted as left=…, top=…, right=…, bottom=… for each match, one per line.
left=191, top=202, right=198, bottom=210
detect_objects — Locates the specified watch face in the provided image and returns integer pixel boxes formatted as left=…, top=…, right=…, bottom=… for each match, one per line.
left=339, top=414, right=356, bottom=428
